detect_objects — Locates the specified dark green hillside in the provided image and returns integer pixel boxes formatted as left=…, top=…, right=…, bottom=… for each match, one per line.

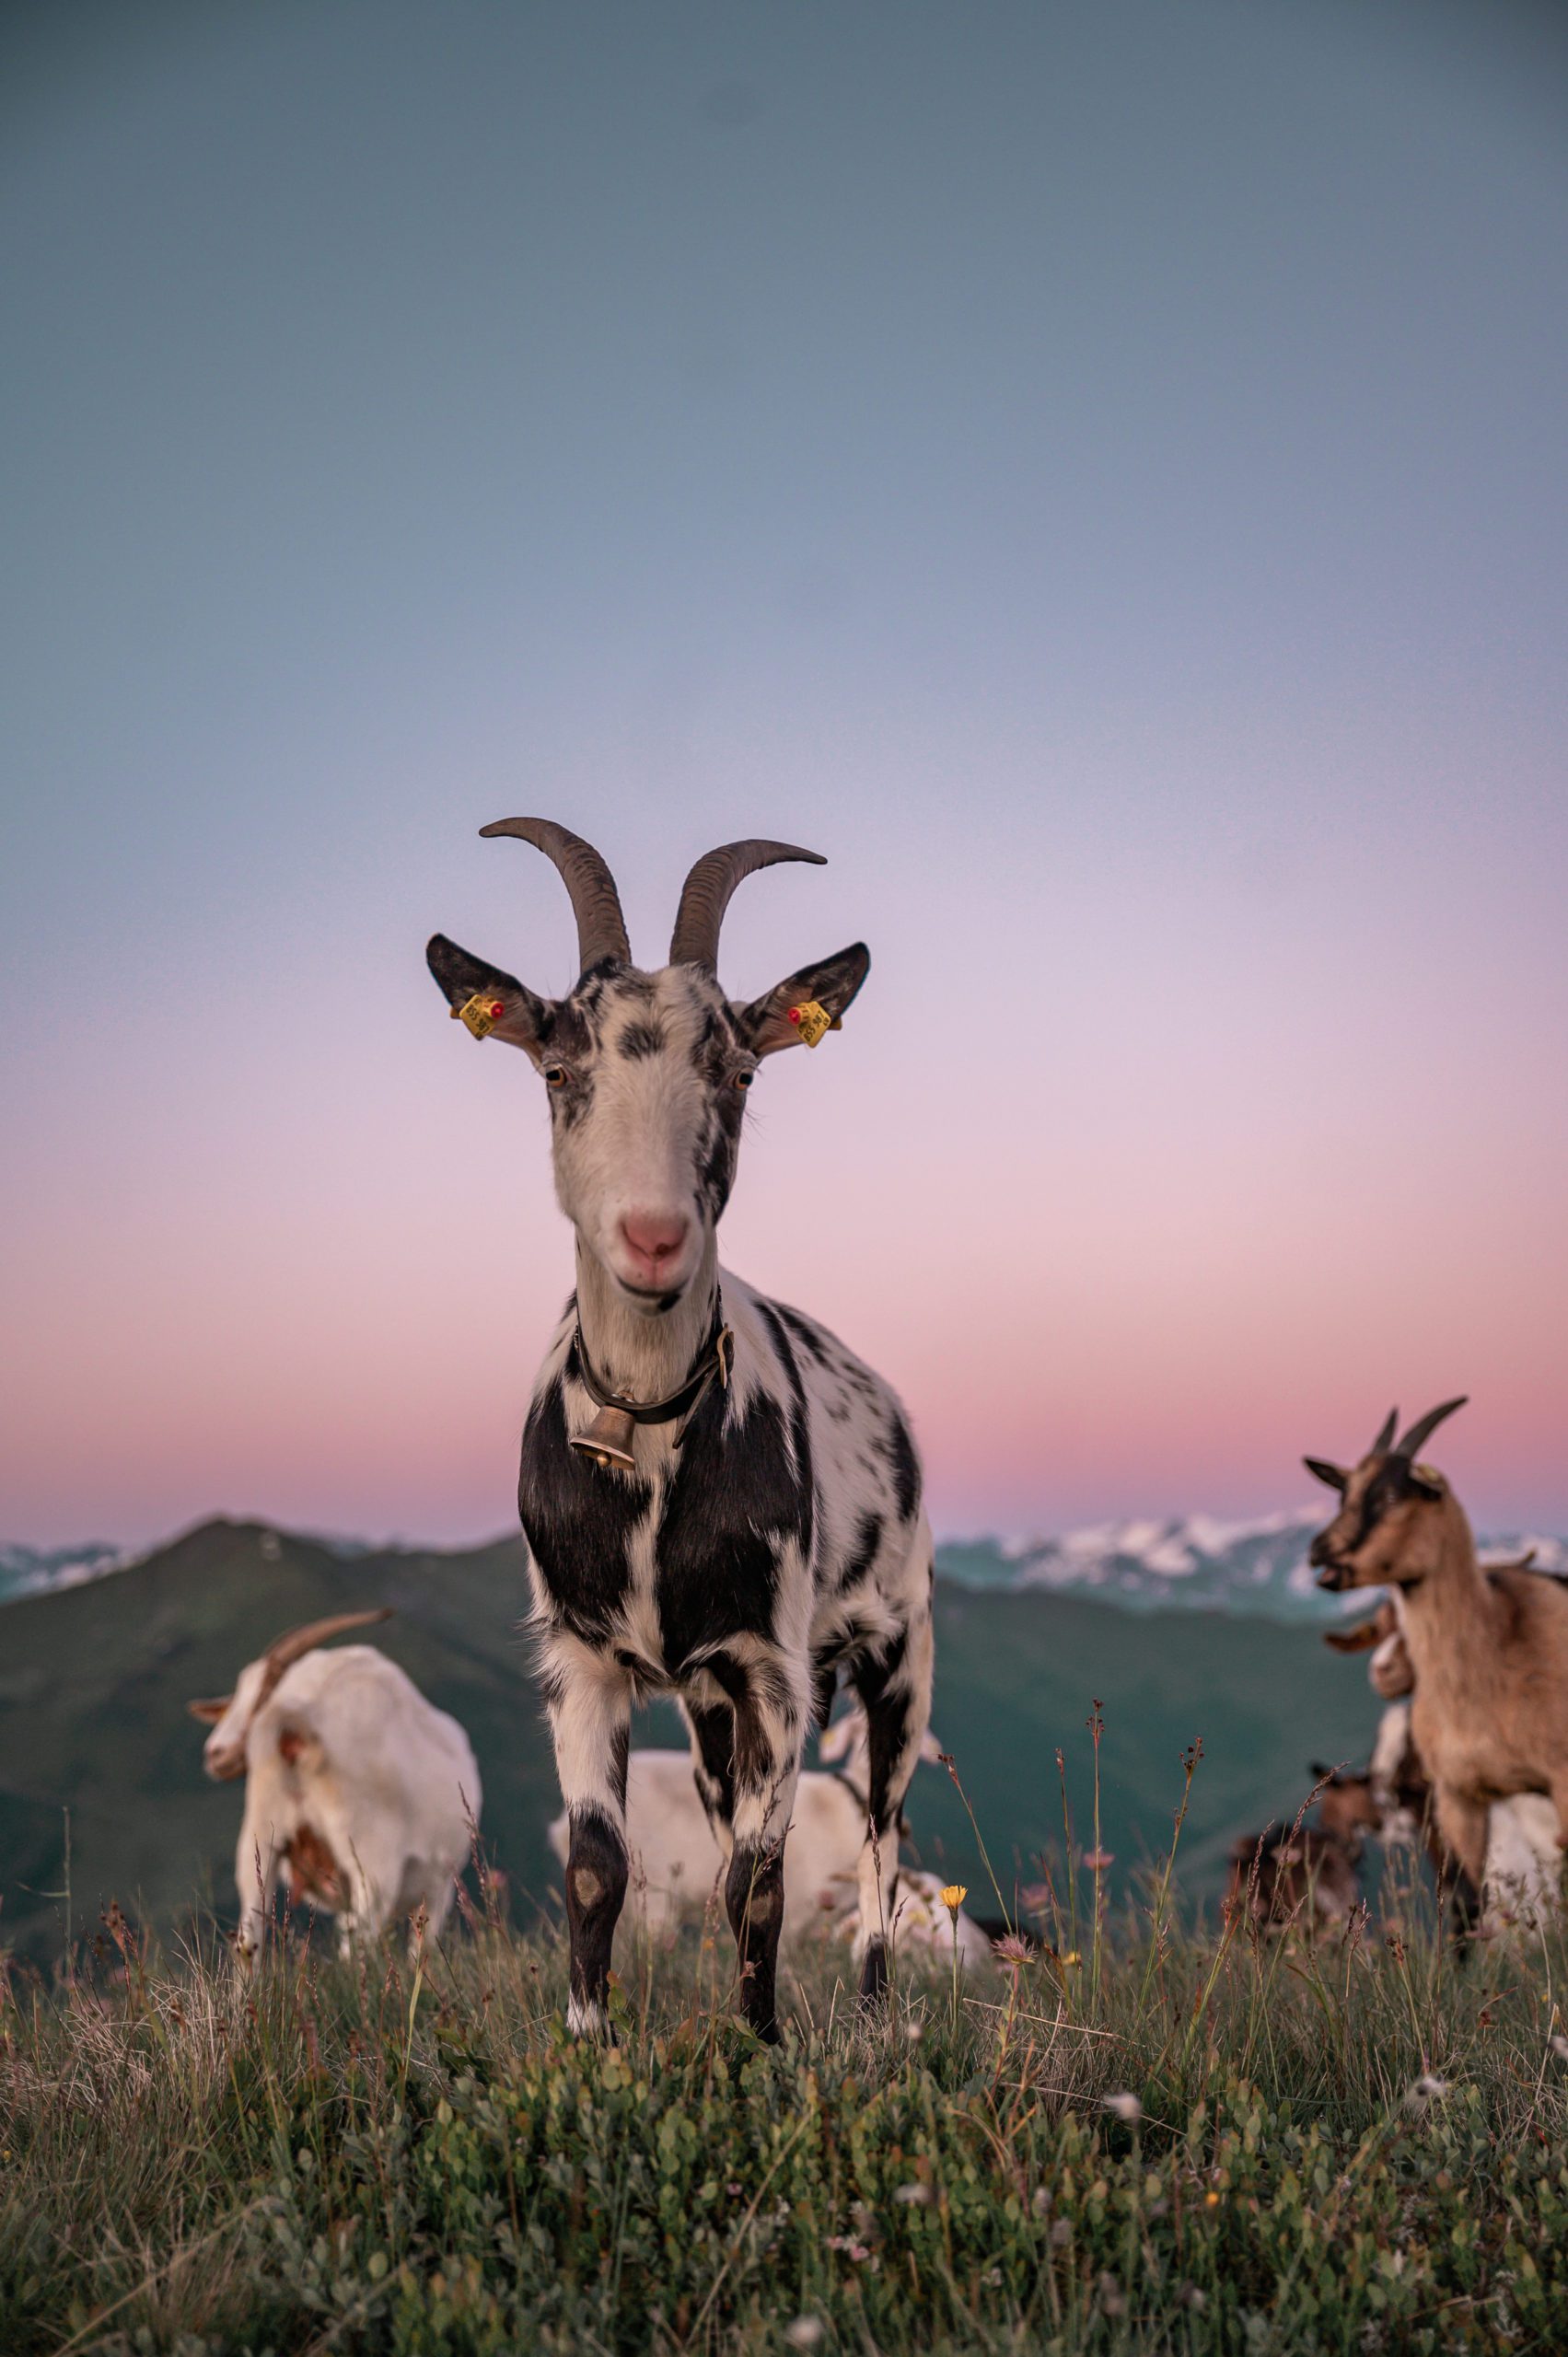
left=0, top=1523, right=1386, bottom=1958
left=911, top=1585, right=1380, bottom=1910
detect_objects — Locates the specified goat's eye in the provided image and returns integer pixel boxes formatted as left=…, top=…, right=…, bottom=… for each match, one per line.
left=543, top=1065, right=570, bottom=1090
left=733, top=1069, right=756, bottom=1091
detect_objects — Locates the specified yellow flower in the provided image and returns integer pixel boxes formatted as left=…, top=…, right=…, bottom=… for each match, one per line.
left=940, top=1884, right=968, bottom=1914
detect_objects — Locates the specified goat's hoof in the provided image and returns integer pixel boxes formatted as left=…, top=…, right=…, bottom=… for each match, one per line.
left=856, top=1936, right=889, bottom=2004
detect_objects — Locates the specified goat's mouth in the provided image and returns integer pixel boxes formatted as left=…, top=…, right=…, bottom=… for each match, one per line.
left=612, top=1272, right=691, bottom=1315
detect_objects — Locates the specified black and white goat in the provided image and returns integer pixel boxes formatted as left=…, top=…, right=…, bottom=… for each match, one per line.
left=428, top=822, right=935, bottom=2039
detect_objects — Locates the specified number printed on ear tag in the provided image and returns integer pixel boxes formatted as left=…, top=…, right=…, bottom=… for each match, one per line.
left=786, top=999, right=834, bottom=1049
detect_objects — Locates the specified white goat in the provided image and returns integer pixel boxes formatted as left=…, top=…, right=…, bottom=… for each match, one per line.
left=190, top=1610, right=482, bottom=1957
left=547, top=1708, right=990, bottom=1962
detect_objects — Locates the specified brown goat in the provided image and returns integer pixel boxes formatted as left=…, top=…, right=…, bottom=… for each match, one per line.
left=1226, top=1767, right=1378, bottom=1935
left=1307, top=1398, right=1568, bottom=1895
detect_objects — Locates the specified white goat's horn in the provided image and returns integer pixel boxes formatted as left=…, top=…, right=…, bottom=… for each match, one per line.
left=1395, top=1396, right=1468, bottom=1460
left=668, top=840, right=826, bottom=971
left=263, top=1607, right=393, bottom=1677
left=479, top=817, right=631, bottom=972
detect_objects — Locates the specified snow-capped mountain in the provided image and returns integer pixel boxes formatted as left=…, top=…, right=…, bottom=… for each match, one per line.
left=0, top=1541, right=127, bottom=1605
left=935, top=1514, right=1568, bottom=1622
left=7, top=1517, right=1566, bottom=1621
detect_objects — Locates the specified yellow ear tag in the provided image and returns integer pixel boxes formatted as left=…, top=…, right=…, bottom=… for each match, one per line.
left=452, top=992, right=506, bottom=1040
left=787, top=998, right=837, bottom=1050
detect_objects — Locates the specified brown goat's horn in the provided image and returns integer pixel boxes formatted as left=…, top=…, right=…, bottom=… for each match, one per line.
left=479, top=818, right=631, bottom=972
left=668, top=840, right=826, bottom=971
left=1369, top=1407, right=1398, bottom=1457
left=263, top=1607, right=393, bottom=1678
left=1395, top=1396, right=1468, bottom=1461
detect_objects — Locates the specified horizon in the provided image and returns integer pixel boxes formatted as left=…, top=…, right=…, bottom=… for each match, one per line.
left=6, top=2, right=1567, bottom=1544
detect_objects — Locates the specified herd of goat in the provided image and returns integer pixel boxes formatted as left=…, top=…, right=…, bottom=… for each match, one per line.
left=183, top=825, right=1565, bottom=2010
left=187, top=1402, right=1568, bottom=1974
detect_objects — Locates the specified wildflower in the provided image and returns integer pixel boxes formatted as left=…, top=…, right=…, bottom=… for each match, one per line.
left=1407, top=2074, right=1451, bottom=2107
left=940, top=1885, right=968, bottom=1915
left=1551, top=2034, right=1568, bottom=2061
left=903, top=2018, right=924, bottom=2042
left=1049, top=2217, right=1073, bottom=2247
left=727, top=2180, right=742, bottom=2196
left=1098, top=2273, right=1125, bottom=2317
left=1204, top=2190, right=1221, bottom=2208
left=1082, top=1848, right=1114, bottom=1871
left=1178, top=2282, right=1207, bottom=2311
left=828, top=2235, right=873, bottom=2262
left=784, top=2321, right=825, bottom=2351
left=1103, top=2092, right=1143, bottom=2124
left=894, top=2181, right=935, bottom=2206
left=1031, top=2185, right=1053, bottom=2217
left=1062, top=1950, right=1082, bottom=1967
left=993, top=1933, right=1032, bottom=1968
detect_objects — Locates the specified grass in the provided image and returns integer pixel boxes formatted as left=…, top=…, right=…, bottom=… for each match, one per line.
left=6, top=1829, right=1568, bottom=2357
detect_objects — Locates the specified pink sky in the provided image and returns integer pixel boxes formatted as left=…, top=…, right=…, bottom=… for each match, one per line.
left=4, top=3, right=1566, bottom=1545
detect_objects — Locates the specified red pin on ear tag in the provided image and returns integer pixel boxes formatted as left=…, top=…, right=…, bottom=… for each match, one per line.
left=453, top=993, right=505, bottom=1039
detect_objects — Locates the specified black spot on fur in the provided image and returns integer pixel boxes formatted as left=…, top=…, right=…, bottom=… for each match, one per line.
left=654, top=1373, right=807, bottom=1668
left=564, top=1805, right=629, bottom=2016
left=775, top=1304, right=830, bottom=1366
left=518, top=1369, right=645, bottom=1641
left=885, top=1412, right=922, bottom=1525
left=838, top=1510, right=884, bottom=1595
left=620, top=1020, right=666, bottom=1058
left=755, top=1301, right=815, bottom=1562
left=857, top=1933, right=889, bottom=2004
left=687, top=1701, right=738, bottom=1832
left=725, top=1840, right=786, bottom=2041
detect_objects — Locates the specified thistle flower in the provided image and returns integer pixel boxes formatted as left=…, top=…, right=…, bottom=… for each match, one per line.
left=1103, top=2092, right=1143, bottom=2124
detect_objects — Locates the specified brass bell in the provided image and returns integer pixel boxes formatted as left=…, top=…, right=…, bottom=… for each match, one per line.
left=570, top=1399, right=637, bottom=1473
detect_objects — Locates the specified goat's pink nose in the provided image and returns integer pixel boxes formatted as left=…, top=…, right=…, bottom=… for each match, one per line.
left=620, top=1212, right=690, bottom=1269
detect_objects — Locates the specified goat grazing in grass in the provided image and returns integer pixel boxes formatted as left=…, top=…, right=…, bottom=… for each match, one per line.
left=545, top=1705, right=966, bottom=1956
left=1308, top=1397, right=1568, bottom=1905
left=1327, top=1596, right=1562, bottom=1928
left=190, top=1612, right=481, bottom=1959
left=429, top=821, right=935, bottom=2039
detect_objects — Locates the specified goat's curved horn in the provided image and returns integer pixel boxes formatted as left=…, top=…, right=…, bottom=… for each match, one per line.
left=1395, top=1396, right=1468, bottom=1461
left=264, top=1607, right=393, bottom=1677
left=1369, top=1407, right=1398, bottom=1457
left=479, top=818, right=631, bottom=972
left=668, top=840, right=826, bottom=971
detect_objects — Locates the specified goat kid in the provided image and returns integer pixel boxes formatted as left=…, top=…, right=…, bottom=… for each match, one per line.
left=190, top=1611, right=481, bottom=1958
left=429, top=822, right=935, bottom=2040
left=1308, top=1397, right=1568, bottom=1898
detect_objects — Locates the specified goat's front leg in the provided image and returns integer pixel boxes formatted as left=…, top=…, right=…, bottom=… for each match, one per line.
left=542, top=1636, right=633, bottom=2037
left=1434, top=1784, right=1490, bottom=1904
left=849, top=1589, right=936, bottom=2003
left=716, top=1658, right=806, bottom=2044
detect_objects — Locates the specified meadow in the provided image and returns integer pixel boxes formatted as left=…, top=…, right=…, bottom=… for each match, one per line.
left=6, top=1823, right=1568, bottom=2355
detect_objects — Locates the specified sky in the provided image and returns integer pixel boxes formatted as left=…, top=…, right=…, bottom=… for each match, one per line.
left=3, top=0, right=1566, bottom=1548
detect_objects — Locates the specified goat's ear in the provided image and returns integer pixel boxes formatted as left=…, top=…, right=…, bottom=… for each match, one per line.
left=1405, top=1462, right=1444, bottom=1503
left=426, top=934, right=551, bottom=1061
left=738, top=943, right=870, bottom=1059
left=1322, top=1617, right=1385, bottom=1655
left=187, top=1697, right=230, bottom=1724
left=1304, top=1457, right=1348, bottom=1492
